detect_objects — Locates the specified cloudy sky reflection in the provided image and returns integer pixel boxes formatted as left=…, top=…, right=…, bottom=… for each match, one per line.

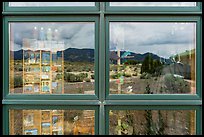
left=10, top=22, right=95, bottom=51
left=10, top=22, right=196, bottom=59
left=110, top=22, right=196, bottom=59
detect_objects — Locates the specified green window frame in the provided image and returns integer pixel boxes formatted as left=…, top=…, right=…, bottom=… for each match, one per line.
left=2, top=2, right=202, bottom=135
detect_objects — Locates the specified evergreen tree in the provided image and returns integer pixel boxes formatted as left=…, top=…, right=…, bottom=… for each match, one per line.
left=141, top=54, right=163, bottom=76
left=158, top=110, right=165, bottom=135
left=141, top=54, right=153, bottom=74
left=145, top=110, right=155, bottom=135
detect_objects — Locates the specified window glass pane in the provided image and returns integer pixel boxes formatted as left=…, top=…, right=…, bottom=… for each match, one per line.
left=9, top=2, right=95, bottom=7
left=9, top=22, right=95, bottom=94
left=9, top=109, right=95, bottom=135
left=109, top=110, right=196, bottom=135
left=109, top=22, right=196, bottom=94
left=110, top=2, right=196, bottom=7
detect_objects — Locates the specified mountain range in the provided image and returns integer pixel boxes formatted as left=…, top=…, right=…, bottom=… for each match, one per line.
left=10, top=48, right=172, bottom=64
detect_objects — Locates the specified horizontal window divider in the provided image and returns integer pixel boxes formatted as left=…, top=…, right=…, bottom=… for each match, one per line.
left=4, top=15, right=99, bottom=21
left=103, top=12, right=202, bottom=15
left=105, top=15, right=201, bottom=21
left=2, top=99, right=100, bottom=105
left=2, top=12, right=202, bottom=16
left=104, top=100, right=202, bottom=106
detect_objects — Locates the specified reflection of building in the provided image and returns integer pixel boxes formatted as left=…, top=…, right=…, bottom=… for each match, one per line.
left=22, top=38, right=65, bottom=94
left=168, top=49, right=195, bottom=80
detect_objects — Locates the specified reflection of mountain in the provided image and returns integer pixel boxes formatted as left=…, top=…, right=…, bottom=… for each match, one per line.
left=11, top=49, right=172, bottom=63
left=111, top=51, right=172, bottom=64
left=64, top=48, right=94, bottom=62
left=11, top=48, right=95, bottom=62
left=10, top=50, right=23, bottom=60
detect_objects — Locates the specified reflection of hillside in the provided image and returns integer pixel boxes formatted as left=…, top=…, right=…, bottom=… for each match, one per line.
left=109, top=51, right=172, bottom=65
left=12, top=48, right=95, bottom=63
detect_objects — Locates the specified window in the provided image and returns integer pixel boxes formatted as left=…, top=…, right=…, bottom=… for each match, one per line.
left=2, top=2, right=202, bottom=135
left=9, top=22, right=95, bottom=95
left=109, top=22, right=196, bottom=95
left=9, top=2, right=95, bottom=7
left=106, top=2, right=202, bottom=12
left=4, top=2, right=99, bottom=12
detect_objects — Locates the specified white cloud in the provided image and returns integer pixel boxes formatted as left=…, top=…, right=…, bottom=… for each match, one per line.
left=10, top=22, right=95, bottom=51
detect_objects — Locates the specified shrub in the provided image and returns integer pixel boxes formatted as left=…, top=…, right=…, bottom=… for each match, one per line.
left=84, top=78, right=91, bottom=82
left=64, top=73, right=88, bottom=82
left=64, top=73, right=83, bottom=82
left=78, top=73, right=88, bottom=79
left=18, top=67, right=23, bottom=71
left=56, top=74, right=62, bottom=80
left=14, top=76, right=23, bottom=88
left=91, top=75, right=95, bottom=79
left=110, top=73, right=124, bottom=79
left=124, top=60, right=139, bottom=65
left=133, top=73, right=137, bottom=76
left=57, top=67, right=62, bottom=72
left=66, top=68, right=71, bottom=72
left=140, top=73, right=151, bottom=79
left=110, top=74, right=117, bottom=79
left=124, top=73, right=131, bottom=77
left=164, top=74, right=190, bottom=93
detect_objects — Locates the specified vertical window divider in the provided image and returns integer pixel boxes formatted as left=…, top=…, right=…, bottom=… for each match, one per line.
left=99, top=2, right=106, bottom=135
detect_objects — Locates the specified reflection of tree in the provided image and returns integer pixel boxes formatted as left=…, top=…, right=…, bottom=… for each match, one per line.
left=141, top=54, right=153, bottom=74
left=141, top=54, right=163, bottom=77
left=145, top=110, right=165, bottom=135
left=144, top=83, right=155, bottom=135
left=145, top=110, right=155, bottom=135
left=157, top=110, right=164, bottom=135
left=125, top=110, right=137, bottom=135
